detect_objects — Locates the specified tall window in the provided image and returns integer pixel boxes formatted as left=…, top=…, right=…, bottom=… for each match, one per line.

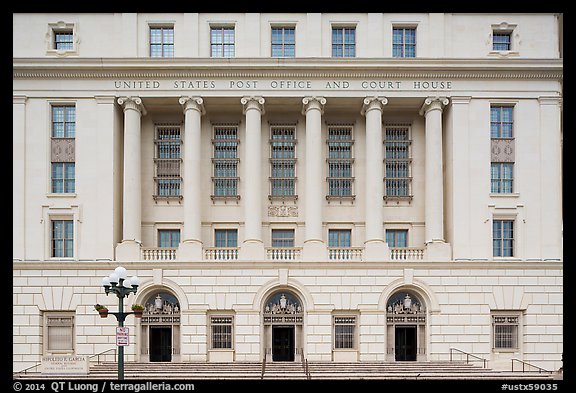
left=210, top=316, right=233, bottom=349
left=271, top=229, right=295, bottom=248
left=51, top=105, right=76, bottom=194
left=271, top=27, right=295, bottom=57
left=150, top=26, right=174, bottom=57
left=211, top=27, right=235, bottom=58
left=386, top=229, right=408, bottom=248
left=327, top=126, right=354, bottom=199
left=493, top=32, right=512, bottom=51
left=270, top=126, right=296, bottom=198
left=329, top=229, right=351, bottom=248
left=52, top=220, right=73, bottom=258
left=491, top=163, right=513, bottom=193
left=154, top=125, right=182, bottom=199
left=215, top=229, right=238, bottom=248
left=332, top=27, right=355, bottom=57
left=52, top=163, right=75, bottom=193
left=393, top=27, right=416, bottom=58
left=158, top=229, right=180, bottom=248
left=212, top=125, right=239, bottom=199
left=490, top=106, right=513, bottom=138
left=493, top=219, right=514, bottom=257
left=52, top=105, right=76, bottom=138
left=45, top=314, right=75, bottom=353
left=492, top=314, right=519, bottom=349
left=490, top=105, right=514, bottom=194
left=54, top=30, right=74, bottom=51
left=384, top=125, right=412, bottom=199
left=334, top=316, right=356, bottom=349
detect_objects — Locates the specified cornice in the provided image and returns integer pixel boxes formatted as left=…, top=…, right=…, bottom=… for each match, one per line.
left=13, top=57, right=563, bottom=80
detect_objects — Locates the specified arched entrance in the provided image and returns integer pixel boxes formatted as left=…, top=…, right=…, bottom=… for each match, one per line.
left=386, top=290, right=427, bottom=361
left=262, top=291, right=304, bottom=362
left=140, top=291, right=181, bottom=362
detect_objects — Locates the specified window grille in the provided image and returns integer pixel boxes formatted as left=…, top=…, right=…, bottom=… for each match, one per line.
left=332, top=27, right=356, bottom=57
left=393, top=27, right=416, bottom=58
left=271, top=229, right=295, bottom=248
left=211, top=27, right=235, bottom=58
left=493, top=220, right=514, bottom=257
left=52, top=220, right=73, bottom=258
left=334, top=316, right=356, bottom=349
left=270, top=126, right=296, bottom=199
left=46, top=314, right=74, bottom=352
left=211, top=316, right=233, bottom=349
left=384, top=125, right=412, bottom=199
left=327, top=126, right=354, bottom=199
left=150, top=26, right=174, bottom=58
left=212, top=125, right=239, bottom=199
left=493, top=315, right=519, bottom=349
left=271, top=27, right=295, bottom=57
left=158, top=229, right=180, bottom=248
left=154, top=125, right=182, bottom=201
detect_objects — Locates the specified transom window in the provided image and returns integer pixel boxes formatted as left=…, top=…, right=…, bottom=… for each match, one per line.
left=212, top=125, right=239, bottom=199
left=393, top=27, right=416, bottom=58
left=211, top=27, right=235, bottom=58
left=492, top=315, right=519, bottom=349
left=52, top=220, right=73, bottom=258
left=327, top=126, right=354, bottom=198
left=332, top=27, right=356, bottom=57
left=493, top=219, right=514, bottom=257
left=271, top=27, right=295, bottom=57
left=210, top=316, right=233, bottom=349
left=384, top=125, right=412, bottom=198
left=270, top=125, right=296, bottom=198
left=158, top=229, right=180, bottom=248
left=154, top=125, right=182, bottom=199
left=150, top=26, right=174, bottom=58
left=334, top=316, right=357, bottom=349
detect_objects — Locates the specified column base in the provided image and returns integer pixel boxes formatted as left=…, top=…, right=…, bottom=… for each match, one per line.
left=302, top=240, right=328, bottom=262
left=177, top=240, right=203, bottom=261
left=364, top=240, right=390, bottom=262
left=115, top=240, right=141, bottom=261
left=425, top=241, right=452, bottom=262
left=239, top=240, right=265, bottom=261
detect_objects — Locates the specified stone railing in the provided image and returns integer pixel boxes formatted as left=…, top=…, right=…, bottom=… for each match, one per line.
left=141, top=247, right=177, bottom=261
left=328, top=247, right=363, bottom=261
left=204, top=247, right=239, bottom=261
left=390, top=247, right=425, bottom=261
left=266, top=247, right=302, bottom=261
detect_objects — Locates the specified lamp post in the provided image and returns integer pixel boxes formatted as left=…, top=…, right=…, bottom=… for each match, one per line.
left=100, top=266, right=140, bottom=380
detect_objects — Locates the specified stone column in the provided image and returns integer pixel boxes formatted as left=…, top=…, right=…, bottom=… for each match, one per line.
left=361, top=96, right=389, bottom=261
left=13, top=95, right=27, bottom=261
left=239, top=96, right=266, bottom=260
left=302, top=96, right=328, bottom=261
left=177, top=96, right=205, bottom=261
left=419, top=96, right=451, bottom=260
left=116, top=96, right=146, bottom=261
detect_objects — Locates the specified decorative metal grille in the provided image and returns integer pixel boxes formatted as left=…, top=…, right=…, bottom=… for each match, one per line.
left=46, top=315, right=74, bottom=352
left=327, top=125, right=354, bottom=199
left=493, top=315, right=519, bottom=349
left=263, top=292, right=303, bottom=325
left=270, top=126, right=296, bottom=198
left=211, top=316, right=233, bottom=349
left=384, top=124, right=412, bottom=199
left=334, top=316, right=356, bottom=349
left=212, top=125, right=239, bottom=199
left=154, top=125, right=182, bottom=201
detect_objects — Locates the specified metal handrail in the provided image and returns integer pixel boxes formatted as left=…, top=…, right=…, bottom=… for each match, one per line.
left=13, top=362, right=41, bottom=376
left=449, top=347, right=488, bottom=368
left=88, top=348, right=117, bottom=365
left=511, top=358, right=552, bottom=374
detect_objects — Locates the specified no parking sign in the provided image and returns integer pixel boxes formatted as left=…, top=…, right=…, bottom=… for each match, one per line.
left=116, top=327, right=129, bottom=346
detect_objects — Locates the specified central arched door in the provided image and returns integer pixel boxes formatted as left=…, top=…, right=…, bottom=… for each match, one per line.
left=263, top=291, right=304, bottom=362
left=386, top=290, right=427, bottom=361
left=140, top=291, right=180, bottom=362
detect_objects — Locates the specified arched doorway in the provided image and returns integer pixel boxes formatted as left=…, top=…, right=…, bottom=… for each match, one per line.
left=262, top=291, right=304, bottom=362
left=140, top=291, right=181, bottom=362
left=386, top=290, right=427, bottom=361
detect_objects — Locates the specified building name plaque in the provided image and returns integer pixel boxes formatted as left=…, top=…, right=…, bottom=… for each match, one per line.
left=40, top=355, right=89, bottom=375
left=114, top=79, right=453, bottom=91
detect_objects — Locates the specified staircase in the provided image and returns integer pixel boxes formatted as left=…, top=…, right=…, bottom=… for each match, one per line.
left=15, top=360, right=558, bottom=380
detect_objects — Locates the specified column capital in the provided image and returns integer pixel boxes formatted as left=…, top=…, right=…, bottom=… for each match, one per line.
left=419, top=96, right=449, bottom=116
left=361, top=96, right=388, bottom=115
left=302, top=96, right=326, bottom=115
left=241, top=96, right=265, bottom=115
left=117, top=96, right=147, bottom=116
left=179, top=96, right=205, bottom=115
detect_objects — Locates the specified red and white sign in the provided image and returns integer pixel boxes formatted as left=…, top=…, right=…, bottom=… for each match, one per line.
left=116, top=327, right=129, bottom=346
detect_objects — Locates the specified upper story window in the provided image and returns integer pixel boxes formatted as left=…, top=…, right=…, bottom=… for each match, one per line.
left=54, top=31, right=74, bottom=51
left=52, top=219, right=73, bottom=258
left=158, top=229, right=180, bottom=248
left=211, top=26, right=235, bottom=58
left=52, top=106, right=76, bottom=138
left=212, top=125, right=239, bottom=200
left=271, top=26, right=295, bottom=57
left=154, top=125, right=182, bottom=200
left=386, top=229, right=408, bottom=248
left=215, top=229, right=238, bottom=248
left=46, top=22, right=78, bottom=56
left=490, top=23, right=519, bottom=56
left=150, top=26, right=174, bottom=58
left=393, top=27, right=416, bottom=58
left=331, top=26, right=356, bottom=57
left=51, top=105, right=76, bottom=194
left=271, top=229, right=295, bottom=248
left=329, top=229, right=351, bottom=248
left=490, top=106, right=513, bottom=138
left=493, top=219, right=514, bottom=257
left=270, top=125, right=296, bottom=199
left=384, top=124, right=412, bottom=200
left=327, top=125, right=354, bottom=200
left=493, top=32, right=512, bottom=51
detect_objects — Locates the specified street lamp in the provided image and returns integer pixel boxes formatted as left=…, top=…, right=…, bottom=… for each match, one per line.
left=100, top=266, right=140, bottom=380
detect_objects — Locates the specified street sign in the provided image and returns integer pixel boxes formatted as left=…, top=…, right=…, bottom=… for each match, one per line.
left=116, top=327, right=129, bottom=346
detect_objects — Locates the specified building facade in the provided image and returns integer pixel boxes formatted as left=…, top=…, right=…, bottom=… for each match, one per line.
left=13, top=13, right=563, bottom=373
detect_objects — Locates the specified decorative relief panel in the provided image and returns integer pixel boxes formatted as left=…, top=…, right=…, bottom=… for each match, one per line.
left=51, top=138, right=75, bottom=162
left=268, top=205, right=298, bottom=217
left=491, top=139, right=515, bottom=162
